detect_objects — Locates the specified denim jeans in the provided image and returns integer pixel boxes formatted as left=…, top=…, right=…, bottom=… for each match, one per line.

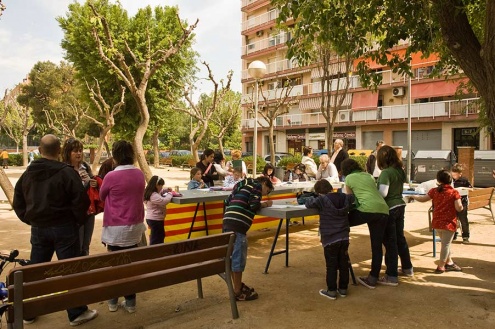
left=79, top=215, right=95, bottom=256
left=230, top=232, right=248, bottom=272
left=107, top=244, right=138, bottom=307
left=391, top=206, right=413, bottom=271
left=30, top=222, right=88, bottom=321
left=323, top=240, right=350, bottom=291
left=146, top=219, right=165, bottom=245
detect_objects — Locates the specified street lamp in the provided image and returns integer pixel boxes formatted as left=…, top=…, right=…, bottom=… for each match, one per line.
left=248, top=60, right=266, bottom=178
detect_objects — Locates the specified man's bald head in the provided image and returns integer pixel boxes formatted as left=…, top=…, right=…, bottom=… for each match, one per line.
left=39, top=134, right=61, bottom=159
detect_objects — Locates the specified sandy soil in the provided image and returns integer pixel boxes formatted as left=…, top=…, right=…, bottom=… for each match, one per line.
left=1, top=166, right=495, bottom=329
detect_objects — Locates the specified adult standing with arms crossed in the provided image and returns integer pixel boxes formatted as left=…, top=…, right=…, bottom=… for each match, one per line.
left=13, top=134, right=98, bottom=326
left=330, top=139, right=348, bottom=181
left=100, top=140, right=146, bottom=313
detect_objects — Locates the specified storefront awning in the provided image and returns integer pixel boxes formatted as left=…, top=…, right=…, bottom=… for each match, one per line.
left=351, top=90, right=379, bottom=111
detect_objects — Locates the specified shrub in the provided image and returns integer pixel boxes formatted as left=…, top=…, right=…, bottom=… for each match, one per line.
left=242, top=155, right=266, bottom=174
left=8, top=153, right=23, bottom=166
left=278, top=155, right=302, bottom=168
left=350, top=155, right=368, bottom=171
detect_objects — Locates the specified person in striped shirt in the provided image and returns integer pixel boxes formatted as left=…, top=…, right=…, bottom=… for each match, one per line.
left=223, top=176, right=274, bottom=301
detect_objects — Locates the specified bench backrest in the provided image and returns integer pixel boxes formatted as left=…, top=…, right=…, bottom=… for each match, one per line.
left=468, top=187, right=494, bottom=210
left=7, top=233, right=234, bottom=320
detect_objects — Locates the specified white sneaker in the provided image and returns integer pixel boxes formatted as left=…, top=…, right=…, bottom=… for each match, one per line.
left=108, top=303, right=118, bottom=312
left=23, top=318, right=36, bottom=324
left=69, top=309, right=98, bottom=326
left=120, top=301, right=136, bottom=314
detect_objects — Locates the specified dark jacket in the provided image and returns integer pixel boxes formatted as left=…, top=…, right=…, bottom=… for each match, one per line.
left=331, top=149, right=349, bottom=174
left=196, top=160, right=219, bottom=187
left=365, top=153, right=376, bottom=175
left=13, top=158, right=90, bottom=227
left=305, top=193, right=355, bottom=246
left=453, top=177, right=472, bottom=204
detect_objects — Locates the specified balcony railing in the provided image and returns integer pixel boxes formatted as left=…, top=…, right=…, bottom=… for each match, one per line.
left=241, top=98, right=480, bottom=129
left=241, top=58, right=300, bottom=79
left=242, top=9, right=279, bottom=31
left=242, top=31, right=290, bottom=56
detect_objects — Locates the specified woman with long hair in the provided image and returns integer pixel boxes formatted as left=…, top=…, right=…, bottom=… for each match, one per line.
left=376, top=145, right=412, bottom=282
left=144, top=175, right=173, bottom=245
left=61, top=138, right=96, bottom=256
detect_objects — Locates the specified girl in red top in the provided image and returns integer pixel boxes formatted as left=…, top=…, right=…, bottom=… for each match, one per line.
left=412, top=170, right=463, bottom=274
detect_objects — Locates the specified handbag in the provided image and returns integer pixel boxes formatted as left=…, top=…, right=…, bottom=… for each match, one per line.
left=296, top=191, right=318, bottom=205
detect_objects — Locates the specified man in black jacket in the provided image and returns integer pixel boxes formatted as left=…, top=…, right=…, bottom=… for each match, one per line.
left=13, top=134, right=98, bottom=326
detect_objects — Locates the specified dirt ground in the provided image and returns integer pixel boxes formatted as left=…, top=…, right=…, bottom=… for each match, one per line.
left=1, top=166, right=495, bottom=329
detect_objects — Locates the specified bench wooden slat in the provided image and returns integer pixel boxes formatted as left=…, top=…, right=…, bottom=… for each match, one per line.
left=7, top=233, right=232, bottom=284
left=159, top=158, right=173, bottom=166
left=21, top=260, right=225, bottom=319
left=12, top=246, right=228, bottom=299
left=467, top=187, right=494, bottom=221
left=6, top=233, right=239, bottom=324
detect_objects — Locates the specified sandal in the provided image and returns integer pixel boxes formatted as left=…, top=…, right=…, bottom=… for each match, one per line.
left=235, top=289, right=259, bottom=301
left=241, top=282, right=255, bottom=293
left=434, top=267, right=445, bottom=274
left=445, top=263, right=462, bottom=272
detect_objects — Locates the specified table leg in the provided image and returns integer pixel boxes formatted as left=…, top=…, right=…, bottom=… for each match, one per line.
left=263, top=218, right=285, bottom=274
left=285, top=216, right=290, bottom=267
left=187, top=203, right=201, bottom=239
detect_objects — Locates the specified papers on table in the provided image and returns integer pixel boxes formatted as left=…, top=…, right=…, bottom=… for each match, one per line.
left=268, top=204, right=306, bottom=209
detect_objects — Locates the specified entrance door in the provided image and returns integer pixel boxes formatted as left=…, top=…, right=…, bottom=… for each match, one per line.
left=453, top=128, right=479, bottom=157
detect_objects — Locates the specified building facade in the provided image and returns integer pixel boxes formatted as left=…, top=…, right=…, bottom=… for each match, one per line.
left=240, top=0, right=490, bottom=158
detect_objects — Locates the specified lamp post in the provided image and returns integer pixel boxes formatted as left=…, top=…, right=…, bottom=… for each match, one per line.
left=248, top=60, right=266, bottom=178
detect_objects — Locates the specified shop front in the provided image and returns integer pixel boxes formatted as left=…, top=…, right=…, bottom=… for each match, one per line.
left=287, top=132, right=305, bottom=156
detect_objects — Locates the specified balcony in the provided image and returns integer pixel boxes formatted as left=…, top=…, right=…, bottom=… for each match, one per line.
left=242, top=31, right=290, bottom=56
left=242, top=9, right=279, bottom=31
left=241, top=58, right=300, bottom=79
left=241, top=98, right=480, bottom=128
left=241, top=85, right=303, bottom=104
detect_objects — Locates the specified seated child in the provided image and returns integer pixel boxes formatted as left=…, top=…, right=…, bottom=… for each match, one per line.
left=262, top=163, right=281, bottom=185
left=188, top=167, right=205, bottom=190
left=305, top=179, right=355, bottom=300
left=283, top=163, right=309, bottom=182
left=223, top=167, right=243, bottom=189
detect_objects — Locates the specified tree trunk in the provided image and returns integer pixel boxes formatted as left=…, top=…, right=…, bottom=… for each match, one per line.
left=0, top=169, right=14, bottom=206
left=152, top=128, right=160, bottom=168
left=22, top=133, right=28, bottom=166
left=91, top=126, right=111, bottom=173
left=269, top=122, right=275, bottom=165
left=217, top=137, right=224, bottom=158
left=133, top=92, right=152, bottom=181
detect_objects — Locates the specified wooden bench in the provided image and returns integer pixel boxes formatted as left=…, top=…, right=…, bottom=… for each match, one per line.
left=467, top=187, right=494, bottom=221
left=159, top=157, right=173, bottom=167
left=182, top=158, right=197, bottom=170
left=6, top=233, right=238, bottom=328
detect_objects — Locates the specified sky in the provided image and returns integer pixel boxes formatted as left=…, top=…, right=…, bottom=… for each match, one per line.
left=0, top=0, right=241, bottom=96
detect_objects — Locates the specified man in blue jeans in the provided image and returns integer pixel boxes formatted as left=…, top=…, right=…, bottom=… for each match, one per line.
left=13, top=134, right=98, bottom=326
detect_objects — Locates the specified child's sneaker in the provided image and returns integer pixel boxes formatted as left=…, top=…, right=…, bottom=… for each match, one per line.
left=319, top=289, right=337, bottom=300
left=108, top=303, right=118, bottom=312
left=337, top=289, right=347, bottom=298
left=120, top=301, right=136, bottom=314
left=462, top=237, right=469, bottom=244
left=357, top=276, right=376, bottom=289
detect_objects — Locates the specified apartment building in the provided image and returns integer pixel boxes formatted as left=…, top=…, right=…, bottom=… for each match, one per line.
left=240, top=0, right=490, bottom=158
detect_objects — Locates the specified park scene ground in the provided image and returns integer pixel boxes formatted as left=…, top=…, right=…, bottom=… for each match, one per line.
left=1, top=166, right=494, bottom=329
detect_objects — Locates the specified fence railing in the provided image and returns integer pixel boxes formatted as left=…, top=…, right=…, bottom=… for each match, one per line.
left=241, top=98, right=481, bottom=129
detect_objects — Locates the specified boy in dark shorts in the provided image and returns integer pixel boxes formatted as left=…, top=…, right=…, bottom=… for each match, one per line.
left=305, top=180, right=355, bottom=300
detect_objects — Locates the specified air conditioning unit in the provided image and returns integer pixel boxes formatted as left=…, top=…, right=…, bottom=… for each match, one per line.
left=392, top=87, right=405, bottom=97
left=256, top=30, right=264, bottom=37
left=339, top=111, right=350, bottom=122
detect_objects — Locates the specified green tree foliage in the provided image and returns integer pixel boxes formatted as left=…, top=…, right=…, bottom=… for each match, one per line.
left=273, top=0, right=495, bottom=131
left=58, top=0, right=198, bottom=180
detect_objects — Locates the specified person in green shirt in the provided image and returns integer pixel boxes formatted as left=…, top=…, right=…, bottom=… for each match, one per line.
left=342, top=158, right=389, bottom=290
left=377, top=146, right=412, bottom=286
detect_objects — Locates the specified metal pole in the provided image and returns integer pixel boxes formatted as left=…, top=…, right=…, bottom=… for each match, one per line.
left=407, top=73, right=412, bottom=182
left=253, top=80, right=258, bottom=178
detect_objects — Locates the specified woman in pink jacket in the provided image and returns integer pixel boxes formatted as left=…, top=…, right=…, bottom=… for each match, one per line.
left=144, top=175, right=173, bottom=245
left=100, top=140, right=145, bottom=314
